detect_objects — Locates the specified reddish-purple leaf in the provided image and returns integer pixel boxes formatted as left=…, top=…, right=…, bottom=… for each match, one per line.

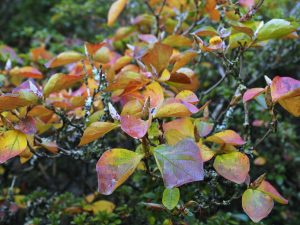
left=120, top=115, right=150, bottom=139
left=154, top=139, right=204, bottom=188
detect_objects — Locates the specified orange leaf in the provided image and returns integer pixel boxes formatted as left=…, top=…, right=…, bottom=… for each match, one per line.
left=10, top=66, right=43, bottom=79
left=79, top=122, right=119, bottom=146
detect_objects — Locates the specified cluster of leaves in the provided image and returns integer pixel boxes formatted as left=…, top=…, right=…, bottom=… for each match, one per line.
left=0, top=0, right=300, bottom=224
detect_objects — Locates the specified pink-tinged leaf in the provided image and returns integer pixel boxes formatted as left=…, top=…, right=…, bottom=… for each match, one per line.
left=153, top=139, right=204, bottom=188
left=239, top=0, right=255, bottom=8
left=107, top=0, right=128, bottom=26
left=271, top=76, right=300, bottom=102
left=79, top=122, right=119, bottom=146
left=45, top=51, right=84, bottom=68
left=143, top=81, right=164, bottom=109
left=257, top=181, right=288, bottom=204
left=138, top=34, right=158, bottom=45
left=194, top=120, right=214, bottom=137
left=242, top=189, right=274, bottom=222
left=120, top=115, right=150, bottom=139
left=175, top=90, right=199, bottom=104
left=10, top=66, right=43, bottom=79
left=213, top=152, right=250, bottom=184
left=243, top=88, right=265, bottom=103
left=14, top=116, right=37, bottom=135
left=96, top=148, right=143, bottom=195
left=43, top=73, right=82, bottom=97
left=13, top=79, right=43, bottom=98
left=141, top=43, right=173, bottom=75
left=0, top=130, right=27, bottom=164
left=206, top=130, right=245, bottom=146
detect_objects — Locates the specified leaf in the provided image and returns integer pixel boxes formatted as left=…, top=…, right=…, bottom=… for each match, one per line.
left=0, top=130, right=27, bottom=164
left=86, top=200, right=115, bottom=214
left=162, top=188, right=180, bottom=210
left=0, top=91, right=39, bottom=112
left=270, top=76, right=300, bottom=116
left=213, top=152, right=250, bottom=184
left=154, top=100, right=192, bottom=118
left=141, top=43, right=173, bottom=75
left=143, top=81, right=164, bottom=109
left=206, top=130, right=245, bottom=146
left=257, top=19, right=299, bottom=41
left=14, top=116, right=37, bottom=135
left=270, top=76, right=300, bottom=102
left=45, top=51, right=84, bottom=68
left=43, top=73, right=82, bottom=97
left=163, top=118, right=194, bottom=145
left=194, top=120, right=213, bottom=138
left=107, top=0, right=128, bottom=26
left=257, top=181, right=288, bottom=204
left=197, top=141, right=215, bottom=162
left=10, top=66, right=43, bottom=79
left=175, top=90, right=199, bottom=104
left=243, top=88, right=265, bottom=103
left=193, top=26, right=218, bottom=37
left=120, top=115, right=150, bottom=139
left=79, top=122, right=119, bottom=146
left=13, top=79, right=43, bottom=98
left=242, top=189, right=274, bottom=222
left=162, top=35, right=192, bottom=48
left=172, top=51, right=197, bottom=72
left=96, top=148, right=143, bottom=195
left=154, top=139, right=204, bottom=188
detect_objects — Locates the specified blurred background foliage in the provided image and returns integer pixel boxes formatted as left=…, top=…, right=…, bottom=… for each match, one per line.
left=0, top=0, right=300, bottom=224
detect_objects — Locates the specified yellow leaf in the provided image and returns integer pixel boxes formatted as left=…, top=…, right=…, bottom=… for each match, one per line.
left=107, top=0, right=128, bottom=27
left=0, top=130, right=27, bottom=163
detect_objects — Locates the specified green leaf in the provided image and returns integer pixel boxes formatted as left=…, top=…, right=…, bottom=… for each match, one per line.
left=257, top=19, right=299, bottom=41
left=162, top=188, right=180, bottom=210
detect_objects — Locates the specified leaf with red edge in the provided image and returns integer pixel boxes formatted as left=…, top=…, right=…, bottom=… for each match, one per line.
left=143, top=81, right=164, bottom=109
left=206, top=130, right=245, bottom=146
left=120, top=115, right=150, bottom=139
left=257, top=181, right=288, bottom=204
left=14, top=116, right=37, bottom=135
left=242, top=189, right=274, bottom=222
left=96, top=148, right=143, bottom=195
left=45, top=51, right=84, bottom=68
left=10, top=66, right=43, bottom=79
left=107, top=0, right=128, bottom=26
left=213, top=152, right=250, bottom=184
left=79, top=122, right=119, bottom=146
left=0, top=130, right=27, bottom=164
left=154, top=139, right=204, bottom=188
left=141, top=43, right=173, bottom=75
left=43, top=73, right=82, bottom=97
left=243, top=88, right=265, bottom=103
left=270, top=76, right=300, bottom=102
